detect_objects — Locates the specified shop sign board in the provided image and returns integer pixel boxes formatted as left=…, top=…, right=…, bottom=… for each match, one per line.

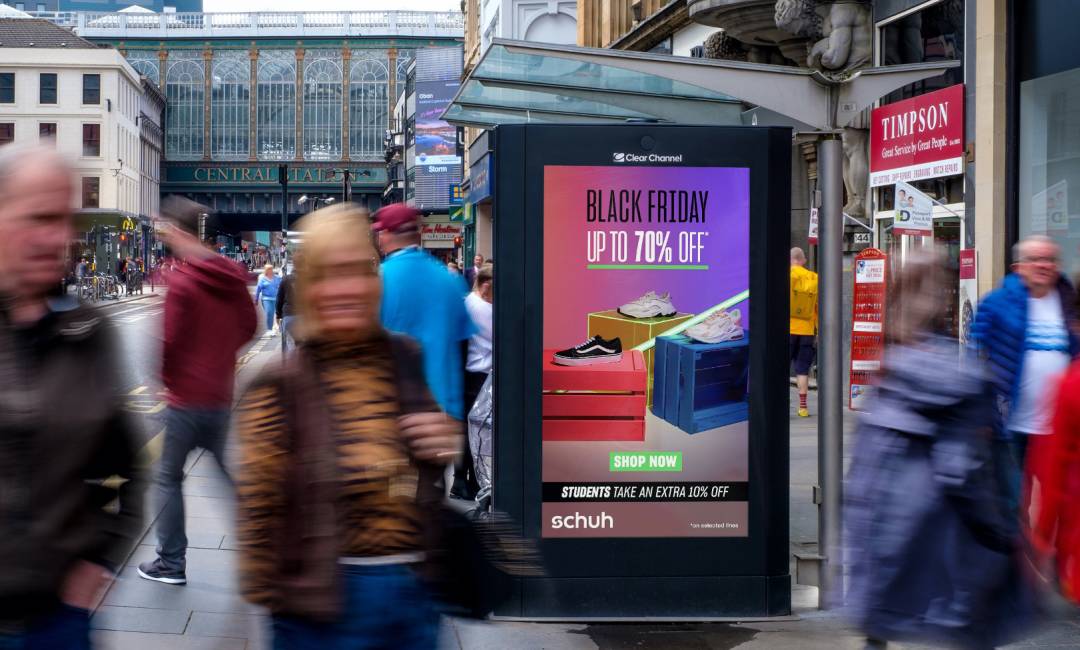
left=493, top=124, right=792, bottom=618
left=869, top=84, right=964, bottom=187
left=808, top=207, right=819, bottom=245
left=850, top=248, right=887, bottom=410
left=892, top=181, right=934, bottom=236
left=958, top=249, right=978, bottom=348
left=421, top=222, right=462, bottom=241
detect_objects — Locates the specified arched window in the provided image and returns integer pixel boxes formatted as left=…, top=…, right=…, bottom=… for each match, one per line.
left=165, top=52, right=204, bottom=160
left=303, top=49, right=342, bottom=161
left=211, top=51, right=249, bottom=160
left=395, top=49, right=414, bottom=101
left=126, top=51, right=159, bottom=85
left=349, top=51, right=388, bottom=161
left=257, top=50, right=296, bottom=161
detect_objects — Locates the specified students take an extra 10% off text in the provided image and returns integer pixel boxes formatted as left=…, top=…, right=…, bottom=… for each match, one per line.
left=587, top=230, right=708, bottom=265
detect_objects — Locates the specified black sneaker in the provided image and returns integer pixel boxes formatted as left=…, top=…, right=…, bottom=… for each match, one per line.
left=137, top=559, right=186, bottom=585
left=552, top=336, right=623, bottom=366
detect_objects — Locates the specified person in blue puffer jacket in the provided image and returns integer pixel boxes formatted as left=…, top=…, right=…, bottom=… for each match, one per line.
left=968, top=235, right=1079, bottom=516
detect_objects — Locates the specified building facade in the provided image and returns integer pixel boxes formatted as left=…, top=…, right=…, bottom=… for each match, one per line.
left=0, top=18, right=144, bottom=273
left=62, top=10, right=463, bottom=239
left=139, top=76, right=164, bottom=262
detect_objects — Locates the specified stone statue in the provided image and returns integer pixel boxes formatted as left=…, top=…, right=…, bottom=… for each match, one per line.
left=842, top=127, right=869, bottom=218
left=807, top=1, right=872, bottom=72
left=703, top=30, right=747, bottom=62
left=774, top=0, right=823, bottom=40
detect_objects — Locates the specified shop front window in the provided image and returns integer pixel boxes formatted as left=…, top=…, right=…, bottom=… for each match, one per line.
left=1018, top=65, right=1080, bottom=276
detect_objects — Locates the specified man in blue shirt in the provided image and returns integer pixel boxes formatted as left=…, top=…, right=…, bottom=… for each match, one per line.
left=374, top=204, right=475, bottom=421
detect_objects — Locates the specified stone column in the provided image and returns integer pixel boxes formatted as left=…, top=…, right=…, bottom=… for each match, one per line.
left=342, top=47, right=352, bottom=161
left=974, top=0, right=1008, bottom=294
left=295, top=47, right=305, bottom=162
left=202, top=48, right=212, bottom=161
left=249, top=46, right=258, bottom=161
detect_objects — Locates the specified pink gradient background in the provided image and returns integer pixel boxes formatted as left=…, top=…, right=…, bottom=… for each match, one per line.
left=542, top=165, right=750, bottom=349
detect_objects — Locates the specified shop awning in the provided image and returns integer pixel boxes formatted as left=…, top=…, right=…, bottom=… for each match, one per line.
left=443, top=40, right=748, bottom=127
left=446, top=39, right=960, bottom=132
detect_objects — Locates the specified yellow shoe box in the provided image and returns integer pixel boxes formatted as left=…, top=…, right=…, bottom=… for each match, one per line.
left=587, top=310, right=695, bottom=406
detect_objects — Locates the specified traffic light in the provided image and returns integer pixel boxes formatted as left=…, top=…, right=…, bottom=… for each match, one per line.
left=119, top=233, right=127, bottom=242
left=454, top=236, right=462, bottom=246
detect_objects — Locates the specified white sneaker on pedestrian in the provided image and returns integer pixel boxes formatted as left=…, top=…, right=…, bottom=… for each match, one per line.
left=684, top=308, right=744, bottom=344
left=617, top=291, right=677, bottom=319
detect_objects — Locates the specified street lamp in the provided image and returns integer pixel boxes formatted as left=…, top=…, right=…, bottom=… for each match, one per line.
left=297, top=195, right=336, bottom=211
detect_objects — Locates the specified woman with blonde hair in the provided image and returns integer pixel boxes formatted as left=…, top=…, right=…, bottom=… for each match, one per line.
left=235, top=203, right=462, bottom=648
left=844, top=247, right=1035, bottom=649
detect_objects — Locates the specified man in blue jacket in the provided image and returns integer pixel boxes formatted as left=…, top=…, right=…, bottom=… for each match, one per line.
left=970, top=235, right=1079, bottom=512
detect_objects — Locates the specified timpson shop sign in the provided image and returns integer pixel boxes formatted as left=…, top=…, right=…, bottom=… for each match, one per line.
left=164, top=165, right=383, bottom=185
left=869, top=84, right=964, bottom=187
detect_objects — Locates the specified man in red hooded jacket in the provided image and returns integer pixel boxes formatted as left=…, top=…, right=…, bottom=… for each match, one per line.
left=139, top=198, right=256, bottom=586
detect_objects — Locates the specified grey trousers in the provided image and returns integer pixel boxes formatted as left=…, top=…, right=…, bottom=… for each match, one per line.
left=154, top=406, right=232, bottom=571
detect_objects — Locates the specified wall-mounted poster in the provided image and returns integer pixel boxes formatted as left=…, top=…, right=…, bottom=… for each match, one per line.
left=541, top=165, right=750, bottom=538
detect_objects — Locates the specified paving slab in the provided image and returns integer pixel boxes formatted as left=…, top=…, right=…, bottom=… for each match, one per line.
left=90, top=606, right=191, bottom=635
left=103, top=569, right=248, bottom=615
left=93, top=630, right=247, bottom=650
left=184, top=611, right=267, bottom=640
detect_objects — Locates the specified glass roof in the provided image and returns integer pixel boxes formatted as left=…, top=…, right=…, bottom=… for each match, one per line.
left=444, top=42, right=746, bottom=128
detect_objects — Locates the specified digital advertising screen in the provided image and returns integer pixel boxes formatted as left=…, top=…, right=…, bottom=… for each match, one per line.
left=541, top=165, right=750, bottom=538
left=413, top=79, right=462, bottom=210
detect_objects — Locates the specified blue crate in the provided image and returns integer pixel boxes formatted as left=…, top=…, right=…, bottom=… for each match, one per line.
left=652, top=333, right=749, bottom=434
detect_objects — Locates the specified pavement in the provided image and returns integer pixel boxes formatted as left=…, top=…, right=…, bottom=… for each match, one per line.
left=83, top=299, right=1080, bottom=648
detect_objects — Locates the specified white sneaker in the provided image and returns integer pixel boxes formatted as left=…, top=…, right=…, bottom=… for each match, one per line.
left=617, top=291, right=677, bottom=319
left=684, top=308, right=744, bottom=344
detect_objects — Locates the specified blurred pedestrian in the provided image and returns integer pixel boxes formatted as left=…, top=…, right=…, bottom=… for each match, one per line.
left=846, top=248, right=1035, bottom=649
left=0, top=144, right=144, bottom=648
left=970, top=235, right=1078, bottom=515
left=1027, top=363, right=1080, bottom=604
left=275, top=263, right=297, bottom=355
left=790, top=247, right=818, bottom=417
left=374, top=203, right=475, bottom=422
left=447, top=261, right=460, bottom=274
left=455, top=262, right=493, bottom=500
left=138, top=198, right=256, bottom=586
left=464, top=254, right=483, bottom=290
left=254, top=264, right=281, bottom=334
left=236, top=204, right=462, bottom=648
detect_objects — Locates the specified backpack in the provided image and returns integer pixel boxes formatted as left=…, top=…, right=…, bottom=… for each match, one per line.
left=791, top=269, right=818, bottom=321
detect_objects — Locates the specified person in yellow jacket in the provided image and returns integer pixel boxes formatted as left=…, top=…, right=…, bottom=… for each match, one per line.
left=790, top=247, right=818, bottom=417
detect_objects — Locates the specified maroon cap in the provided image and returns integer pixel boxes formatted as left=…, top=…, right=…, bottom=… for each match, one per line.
left=372, top=203, right=421, bottom=233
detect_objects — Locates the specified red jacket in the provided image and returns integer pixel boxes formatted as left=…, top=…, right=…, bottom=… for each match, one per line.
left=162, top=255, right=256, bottom=409
left=1027, top=361, right=1080, bottom=603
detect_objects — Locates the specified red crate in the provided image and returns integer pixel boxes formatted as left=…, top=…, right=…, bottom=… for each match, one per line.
left=542, top=350, right=647, bottom=441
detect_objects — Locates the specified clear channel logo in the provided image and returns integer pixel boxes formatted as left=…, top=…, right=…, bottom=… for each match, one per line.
left=612, top=152, right=684, bottom=164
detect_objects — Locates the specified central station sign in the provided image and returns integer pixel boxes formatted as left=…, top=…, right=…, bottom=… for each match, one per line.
left=164, top=164, right=384, bottom=186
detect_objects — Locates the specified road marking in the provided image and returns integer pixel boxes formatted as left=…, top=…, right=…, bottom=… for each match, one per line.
left=105, top=301, right=163, bottom=318
left=128, top=386, right=148, bottom=396
left=124, top=399, right=166, bottom=415
left=137, top=426, right=167, bottom=467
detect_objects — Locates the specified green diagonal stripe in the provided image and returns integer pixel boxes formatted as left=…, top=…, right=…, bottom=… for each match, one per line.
left=631, top=289, right=750, bottom=352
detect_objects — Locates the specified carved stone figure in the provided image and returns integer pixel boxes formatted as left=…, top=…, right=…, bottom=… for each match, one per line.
left=703, top=30, right=748, bottom=62
left=774, top=0, right=822, bottom=39
left=807, top=1, right=872, bottom=72
left=842, top=127, right=869, bottom=218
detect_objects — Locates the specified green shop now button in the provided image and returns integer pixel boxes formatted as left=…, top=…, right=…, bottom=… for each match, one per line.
left=609, top=451, right=683, bottom=472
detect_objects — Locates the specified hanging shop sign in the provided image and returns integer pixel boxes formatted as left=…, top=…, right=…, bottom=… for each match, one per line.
left=869, top=84, right=964, bottom=187
left=892, top=181, right=934, bottom=236
left=807, top=207, right=819, bottom=245
left=850, top=248, right=887, bottom=410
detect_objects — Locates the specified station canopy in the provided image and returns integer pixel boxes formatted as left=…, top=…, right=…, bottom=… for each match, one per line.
left=443, top=39, right=751, bottom=128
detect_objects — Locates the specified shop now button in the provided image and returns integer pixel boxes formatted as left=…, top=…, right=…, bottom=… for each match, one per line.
left=609, top=451, right=683, bottom=472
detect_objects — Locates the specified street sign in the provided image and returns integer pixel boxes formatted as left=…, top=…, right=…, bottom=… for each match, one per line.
left=808, top=207, right=819, bottom=245
left=449, top=205, right=464, bottom=221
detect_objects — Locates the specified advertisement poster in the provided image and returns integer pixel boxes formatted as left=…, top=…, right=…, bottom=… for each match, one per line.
left=850, top=248, right=887, bottom=410
left=414, top=80, right=461, bottom=167
left=541, top=165, right=750, bottom=538
left=892, top=181, right=934, bottom=236
left=958, top=249, right=977, bottom=348
left=869, top=84, right=964, bottom=187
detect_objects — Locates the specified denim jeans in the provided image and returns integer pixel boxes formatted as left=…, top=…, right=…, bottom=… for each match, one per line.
left=261, top=299, right=276, bottom=331
left=280, top=316, right=296, bottom=354
left=0, top=606, right=90, bottom=650
left=155, top=406, right=232, bottom=572
left=271, top=564, right=440, bottom=650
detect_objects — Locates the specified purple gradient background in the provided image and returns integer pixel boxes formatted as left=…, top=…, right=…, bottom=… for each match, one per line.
left=543, top=166, right=750, bottom=349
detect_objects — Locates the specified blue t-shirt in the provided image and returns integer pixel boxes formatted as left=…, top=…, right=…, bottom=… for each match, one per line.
left=381, top=248, right=476, bottom=419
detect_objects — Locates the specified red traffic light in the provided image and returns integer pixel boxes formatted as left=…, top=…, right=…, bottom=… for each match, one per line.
left=454, top=236, right=462, bottom=246
left=119, top=233, right=127, bottom=242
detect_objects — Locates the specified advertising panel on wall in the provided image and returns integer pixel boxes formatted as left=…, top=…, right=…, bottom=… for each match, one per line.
left=412, top=78, right=462, bottom=210
left=869, top=83, right=964, bottom=187
left=493, top=124, right=791, bottom=618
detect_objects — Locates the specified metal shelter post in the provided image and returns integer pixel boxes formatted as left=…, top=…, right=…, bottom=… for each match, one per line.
left=816, top=135, right=844, bottom=605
